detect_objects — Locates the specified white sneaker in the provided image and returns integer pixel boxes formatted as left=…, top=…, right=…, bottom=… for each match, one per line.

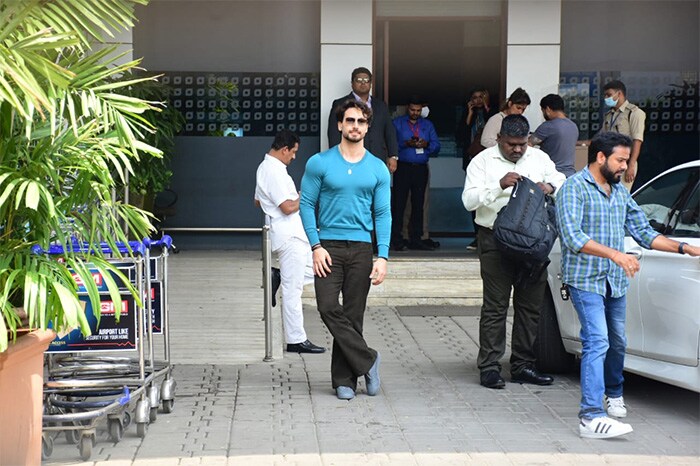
left=605, top=395, right=627, bottom=418
left=579, top=416, right=633, bottom=439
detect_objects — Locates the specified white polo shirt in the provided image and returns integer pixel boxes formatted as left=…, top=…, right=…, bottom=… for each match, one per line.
left=254, top=154, right=308, bottom=251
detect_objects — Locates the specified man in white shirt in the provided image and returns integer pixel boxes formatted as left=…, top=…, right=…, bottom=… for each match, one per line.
left=463, top=114, right=566, bottom=389
left=255, top=130, right=325, bottom=354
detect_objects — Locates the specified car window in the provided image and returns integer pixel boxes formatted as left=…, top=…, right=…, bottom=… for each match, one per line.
left=634, top=167, right=699, bottom=235
left=671, top=185, right=700, bottom=237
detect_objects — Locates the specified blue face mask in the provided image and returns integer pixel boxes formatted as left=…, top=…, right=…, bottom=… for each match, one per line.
left=604, top=96, right=618, bottom=107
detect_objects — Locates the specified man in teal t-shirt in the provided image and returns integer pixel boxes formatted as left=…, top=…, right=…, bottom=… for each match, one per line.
left=300, top=99, right=391, bottom=400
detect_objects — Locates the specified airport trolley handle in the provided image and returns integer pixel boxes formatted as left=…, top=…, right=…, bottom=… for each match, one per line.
left=32, top=240, right=146, bottom=256
left=142, top=235, right=173, bottom=250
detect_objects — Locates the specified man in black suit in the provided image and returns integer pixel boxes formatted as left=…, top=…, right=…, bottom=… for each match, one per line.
left=327, top=67, right=399, bottom=174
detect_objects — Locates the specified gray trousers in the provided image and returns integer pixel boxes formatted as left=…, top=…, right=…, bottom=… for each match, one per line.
left=476, top=228, right=547, bottom=374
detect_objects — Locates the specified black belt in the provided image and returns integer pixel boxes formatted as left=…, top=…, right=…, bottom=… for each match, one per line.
left=398, top=161, right=427, bottom=167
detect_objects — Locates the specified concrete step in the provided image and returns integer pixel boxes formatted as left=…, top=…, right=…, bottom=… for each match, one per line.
left=302, top=256, right=483, bottom=306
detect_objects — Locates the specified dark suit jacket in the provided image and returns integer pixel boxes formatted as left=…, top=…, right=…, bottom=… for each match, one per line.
left=327, top=93, right=399, bottom=162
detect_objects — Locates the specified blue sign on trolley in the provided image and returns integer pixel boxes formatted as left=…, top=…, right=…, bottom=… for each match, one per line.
left=47, top=294, right=137, bottom=353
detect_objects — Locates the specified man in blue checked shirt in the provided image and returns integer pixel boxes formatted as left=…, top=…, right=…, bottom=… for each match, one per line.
left=391, top=96, right=440, bottom=251
left=556, top=132, right=699, bottom=440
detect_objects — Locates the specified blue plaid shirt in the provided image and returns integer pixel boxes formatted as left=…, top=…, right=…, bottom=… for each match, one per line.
left=556, top=167, right=659, bottom=297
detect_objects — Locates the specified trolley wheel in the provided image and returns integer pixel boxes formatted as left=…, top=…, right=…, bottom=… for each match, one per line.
left=41, top=434, right=54, bottom=460
left=65, top=429, right=79, bottom=444
left=108, top=419, right=123, bottom=443
left=123, top=411, right=132, bottom=429
left=149, top=406, right=158, bottom=423
left=136, top=422, right=148, bottom=438
left=79, top=435, right=94, bottom=461
left=162, top=398, right=174, bottom=414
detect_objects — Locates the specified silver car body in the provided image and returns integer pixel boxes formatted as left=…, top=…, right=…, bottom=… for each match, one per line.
left=547, top=160, right=700, bottom=392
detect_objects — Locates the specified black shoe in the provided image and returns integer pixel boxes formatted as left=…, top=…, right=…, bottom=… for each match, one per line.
left=480, top=370, right=506, bottom=389
left=286, top=339, right=326, bottom=354
left=392, top=241, right=407, bottom=252
left=511, top=366, right=554, bottom=386
left=407, top=240, right=434, bottom=251
left=422, top=238, right=440, bottom=249
left=271, top=267, right=281, bottom=307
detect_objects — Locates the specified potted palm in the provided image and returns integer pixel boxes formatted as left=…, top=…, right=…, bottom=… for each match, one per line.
left=0, top=1, right=161, bottom=463
left=120, top=77, right=185, bottom=213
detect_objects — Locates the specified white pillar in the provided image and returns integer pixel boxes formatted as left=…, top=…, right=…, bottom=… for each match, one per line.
left=320, top=0, right=373, bottom=150
left=506, top=0, right=561, bottom=129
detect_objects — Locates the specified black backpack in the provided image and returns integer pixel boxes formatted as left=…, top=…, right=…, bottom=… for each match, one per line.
left=493, top=177, right=558, bottom=265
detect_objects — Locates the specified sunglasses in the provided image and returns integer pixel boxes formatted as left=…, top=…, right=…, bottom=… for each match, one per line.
left=353, top=77, right=371, bottom=84
left=344, top=117, right=368, bottom=125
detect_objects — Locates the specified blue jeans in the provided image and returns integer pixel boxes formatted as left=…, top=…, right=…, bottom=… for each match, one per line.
left=569, top=285, right=627, bottom=420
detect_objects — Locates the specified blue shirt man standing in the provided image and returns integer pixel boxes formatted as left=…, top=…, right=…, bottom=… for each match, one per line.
left=556, top=131, right=699, bottom=439
left=300, top=99, right=391, bottom=401
left=391, top=96, right=440, bottom=251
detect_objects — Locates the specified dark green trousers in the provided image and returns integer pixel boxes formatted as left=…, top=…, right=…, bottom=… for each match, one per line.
left=476, top=228, right=547, bottom=374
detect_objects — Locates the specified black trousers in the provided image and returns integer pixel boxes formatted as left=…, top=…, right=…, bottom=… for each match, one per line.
left=391, top=162, right=428, bottom=244
left=476, top=228, right=547, bottom=374
left=315, top=240, right=378, bottom=390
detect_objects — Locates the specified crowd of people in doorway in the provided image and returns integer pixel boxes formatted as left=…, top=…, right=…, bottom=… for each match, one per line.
left=253, top=66, right=700, bottom=440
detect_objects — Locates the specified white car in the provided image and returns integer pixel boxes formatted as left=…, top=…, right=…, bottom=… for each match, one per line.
left=537, top=160, right=700, bottom=393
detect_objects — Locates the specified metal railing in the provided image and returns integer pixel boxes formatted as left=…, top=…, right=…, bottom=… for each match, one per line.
left=160, top=226, right=275, bottom=361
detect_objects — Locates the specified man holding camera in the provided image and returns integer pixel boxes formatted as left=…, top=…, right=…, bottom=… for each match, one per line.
left=391, top=96, right=441, bottom=251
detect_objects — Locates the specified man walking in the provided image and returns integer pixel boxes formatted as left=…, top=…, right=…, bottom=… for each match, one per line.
left=530, top=93, right=579, bottom=177
left=254, top=130, right=325, bottom=354
left=463, top=114, right=565, bottom=389
left=391, top=96, right=441, bottom=251
left=601, top=80, right=646, bottom=190
left=327, top=67, right=399, bottom=174
left=301, top=100, right=391, bottom=400
left=556, top=132, right=698, bottom=439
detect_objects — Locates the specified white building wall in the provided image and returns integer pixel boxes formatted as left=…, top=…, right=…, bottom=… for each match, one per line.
left=506, top=0, right=561, bottom=130
left=320, top=0, right=373, bottom=150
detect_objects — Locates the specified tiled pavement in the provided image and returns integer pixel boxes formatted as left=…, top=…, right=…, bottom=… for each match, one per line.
left=43, top=252, right=700, bottom=465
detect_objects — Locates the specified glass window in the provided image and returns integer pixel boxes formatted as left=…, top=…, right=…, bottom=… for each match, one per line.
left=634, top=167, right=699, bottom=235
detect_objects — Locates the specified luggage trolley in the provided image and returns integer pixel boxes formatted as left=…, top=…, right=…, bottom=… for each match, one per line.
left=39, top=239, right=171, bottom=460
left=142, top=235, right=176, bottom=415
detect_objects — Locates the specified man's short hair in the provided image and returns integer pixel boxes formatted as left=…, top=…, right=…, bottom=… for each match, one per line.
left=271, top=129, right=300, bottom=151
left=335, top=99, right=373, bottom=126
left=603, top=80, right=627, bottom=96
left=588, top=132, right=632, bottom=164
left=408, top=95, right=424, bottom=106
left=351, top=67, right=372, bottom=81
left=540, top=94, right=565, bottom=112
left=500, top=114, right=530, bottom=138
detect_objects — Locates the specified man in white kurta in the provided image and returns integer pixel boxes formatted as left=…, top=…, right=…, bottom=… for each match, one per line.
left=255, top=130, right=325, bottom=354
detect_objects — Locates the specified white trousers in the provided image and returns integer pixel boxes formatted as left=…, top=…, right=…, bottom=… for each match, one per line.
left=275, top=236, right=314, bottom=344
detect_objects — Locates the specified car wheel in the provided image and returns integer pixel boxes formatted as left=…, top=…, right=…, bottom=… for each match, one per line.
left=535, top=287, right=575, bottom=373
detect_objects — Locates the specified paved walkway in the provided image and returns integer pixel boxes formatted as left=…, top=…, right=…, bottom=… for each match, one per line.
left=43, top=252, right=700, bottom=465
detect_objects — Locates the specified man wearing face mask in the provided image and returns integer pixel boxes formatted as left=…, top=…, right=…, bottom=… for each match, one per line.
left=392, top=96, right=441, bottom=251
left=601, top=80, right=646, bottom=191
left=463, top=114, right=565, bottom=390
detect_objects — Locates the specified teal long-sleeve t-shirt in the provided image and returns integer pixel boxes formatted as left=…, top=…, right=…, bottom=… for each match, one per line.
left=300, top=146, right=392, bottom=259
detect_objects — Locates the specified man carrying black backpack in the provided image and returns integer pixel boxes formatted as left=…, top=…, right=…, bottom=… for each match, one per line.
left=462, top=114, right=566, bottom=389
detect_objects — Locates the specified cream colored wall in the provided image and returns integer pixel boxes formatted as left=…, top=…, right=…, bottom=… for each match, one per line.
left=506, top=0, right=561, bottom=131
left=320, top=0, right=373, bottom=151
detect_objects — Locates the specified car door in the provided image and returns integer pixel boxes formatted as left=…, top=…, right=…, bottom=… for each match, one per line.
left=630, top=166, right=700, bottom=366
